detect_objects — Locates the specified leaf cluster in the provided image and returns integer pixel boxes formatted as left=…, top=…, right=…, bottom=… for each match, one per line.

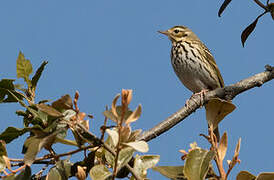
left=0, top=52, right=160, bottom=180
left=218, top=0, right=274, bottom=46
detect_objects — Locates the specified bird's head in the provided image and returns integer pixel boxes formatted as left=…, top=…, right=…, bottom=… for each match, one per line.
left=158, top=26, right=198, bottom=43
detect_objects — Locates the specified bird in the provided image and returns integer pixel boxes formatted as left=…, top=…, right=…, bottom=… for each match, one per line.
left=158, top=25, right=235, bottom=141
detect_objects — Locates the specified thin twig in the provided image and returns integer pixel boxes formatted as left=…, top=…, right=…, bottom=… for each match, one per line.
left=207, top=127, right=226, bottom=180
left=56, top=145, right=93, bottom=159
left=100, top=106, right=109, bottom=141
left=254, top=0, right=267, bottom=10
left=11, top=160, right=55, bottom=167
left=10, top=145, right=94, bottom=165
left=112, top=103, right=126, bottom=179
left=34, top=163, right=50, bottom=179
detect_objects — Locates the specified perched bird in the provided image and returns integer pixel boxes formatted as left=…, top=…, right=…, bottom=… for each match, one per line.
left=159, top=26, right=235, bottom=141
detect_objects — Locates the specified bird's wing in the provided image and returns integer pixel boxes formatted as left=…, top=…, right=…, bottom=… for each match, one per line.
left=200, top=42, right=225, bottom=88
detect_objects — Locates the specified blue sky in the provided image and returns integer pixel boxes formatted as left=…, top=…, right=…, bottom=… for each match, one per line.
left=0, top=0, right=273, bottom=179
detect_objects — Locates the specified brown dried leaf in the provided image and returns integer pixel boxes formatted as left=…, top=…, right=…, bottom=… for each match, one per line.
left=125, top=104, right=142, bottom=125
left=36, top=103, right=63, bottom=117
left=52, top=94, right=73, bottom=110
left=81, top=120, right=89, bottom=130
left=111, top=94, right=120, bottom=118
left=103, top=110, right=118, bottom=122
left=76, top=166, right=86, bottom=180
left=218, top=0, right=232, bottom=17
left=218, top=132, right=228, bottom=161
left=121, top=89, right=133, bottom=106
left=241, top=12, right=265, bottom=47
left=74, top=91, right=80, bottom=111
left=205, top=98, right=236, bottom=130
left=269, top=3, right=274, bottom=20
left=78, top=112, right=86, bottom=121
left=120, top=125, right=131, bottom=143
left=0, top=141, right=7, bottom=156
left=128, top=129, right=142, bottom=142
left=234, top=138, right=241, bottom=158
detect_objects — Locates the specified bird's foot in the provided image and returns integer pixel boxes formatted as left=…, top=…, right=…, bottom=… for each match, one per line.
left=185, top=89, right=209, bottom=108
left=194, top=89, right=209, bottom=107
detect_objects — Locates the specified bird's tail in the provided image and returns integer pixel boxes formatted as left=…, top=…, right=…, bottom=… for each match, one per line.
left=205, top=98, right=236, bottom=141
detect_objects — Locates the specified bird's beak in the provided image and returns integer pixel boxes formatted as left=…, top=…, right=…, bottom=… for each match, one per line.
left=158, top=30, right=169, bottom=36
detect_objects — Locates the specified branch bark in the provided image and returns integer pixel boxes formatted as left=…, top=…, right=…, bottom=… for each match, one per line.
left=138, top=65, right=274, bottom=142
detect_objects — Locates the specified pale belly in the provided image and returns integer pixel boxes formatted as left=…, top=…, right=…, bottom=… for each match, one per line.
left=172, top=57, right=219, bottom=93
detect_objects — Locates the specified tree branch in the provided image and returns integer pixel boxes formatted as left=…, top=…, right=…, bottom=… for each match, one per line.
left=254, top=0, right=267, bottom=10
left=138, top=65, right=274, bottom=142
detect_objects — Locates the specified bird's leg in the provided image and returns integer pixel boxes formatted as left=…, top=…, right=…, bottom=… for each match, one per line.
left=185, top=89, right=209, bottom=108
left=195, top=89, right=209, bottom=106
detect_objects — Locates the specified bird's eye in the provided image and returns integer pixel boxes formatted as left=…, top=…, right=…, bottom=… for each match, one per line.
left=174, top=29, right=180, bottom=34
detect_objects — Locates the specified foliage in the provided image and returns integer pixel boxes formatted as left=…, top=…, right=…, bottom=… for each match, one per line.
left=218, top=0, right=274, bottom=46
left=0, top=52, right=159, bottom=179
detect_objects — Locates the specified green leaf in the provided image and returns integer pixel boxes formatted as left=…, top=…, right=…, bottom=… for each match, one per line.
left=103, top=110, right=118, bottom=122
left=55, top=138, right=78, bottom=147
left=54, top=122, right=69, bottom=139
left=31, top=61, right=48, bottom=91
left=47, top=167, right=63, bottom=180
left=200, top=150, right=215, bottom=180
left=104, top=137, right=115, bottom=166
left=75, top=126, right=101, bottom=147
left=71, top=128, right=86, bottom=147
left=23, top=137, right=43, bottom=166
left=26, top=106, right=48, bottom=126
left=0, top=125, right=46, bottom=144
left=236, top=171, right=256, bottom=180
left=183, top=149, right=215, bottom=180
left=106, top=129, right=119, bottom=147
left=90, top=164, right=112, bottom=180
left=0, top=140, right=7, bottom=156
left=16, top=51, right=33, bottom=85
left=0, top=127, right=29, bottom=144
left=23, top=132, right=59, bottom=166
left=0, top=79, right=24, bottom=103
left=134, top=155, right=160, bottom=179
left=47, top=160, right=72, bottom=180
left=124, top=141, right=149, bottom=153
left=153, top=166, right=186, bottom=180
left=116, top=106, right=133, bottom=121
left=116, top=147, right=135, bottom=172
